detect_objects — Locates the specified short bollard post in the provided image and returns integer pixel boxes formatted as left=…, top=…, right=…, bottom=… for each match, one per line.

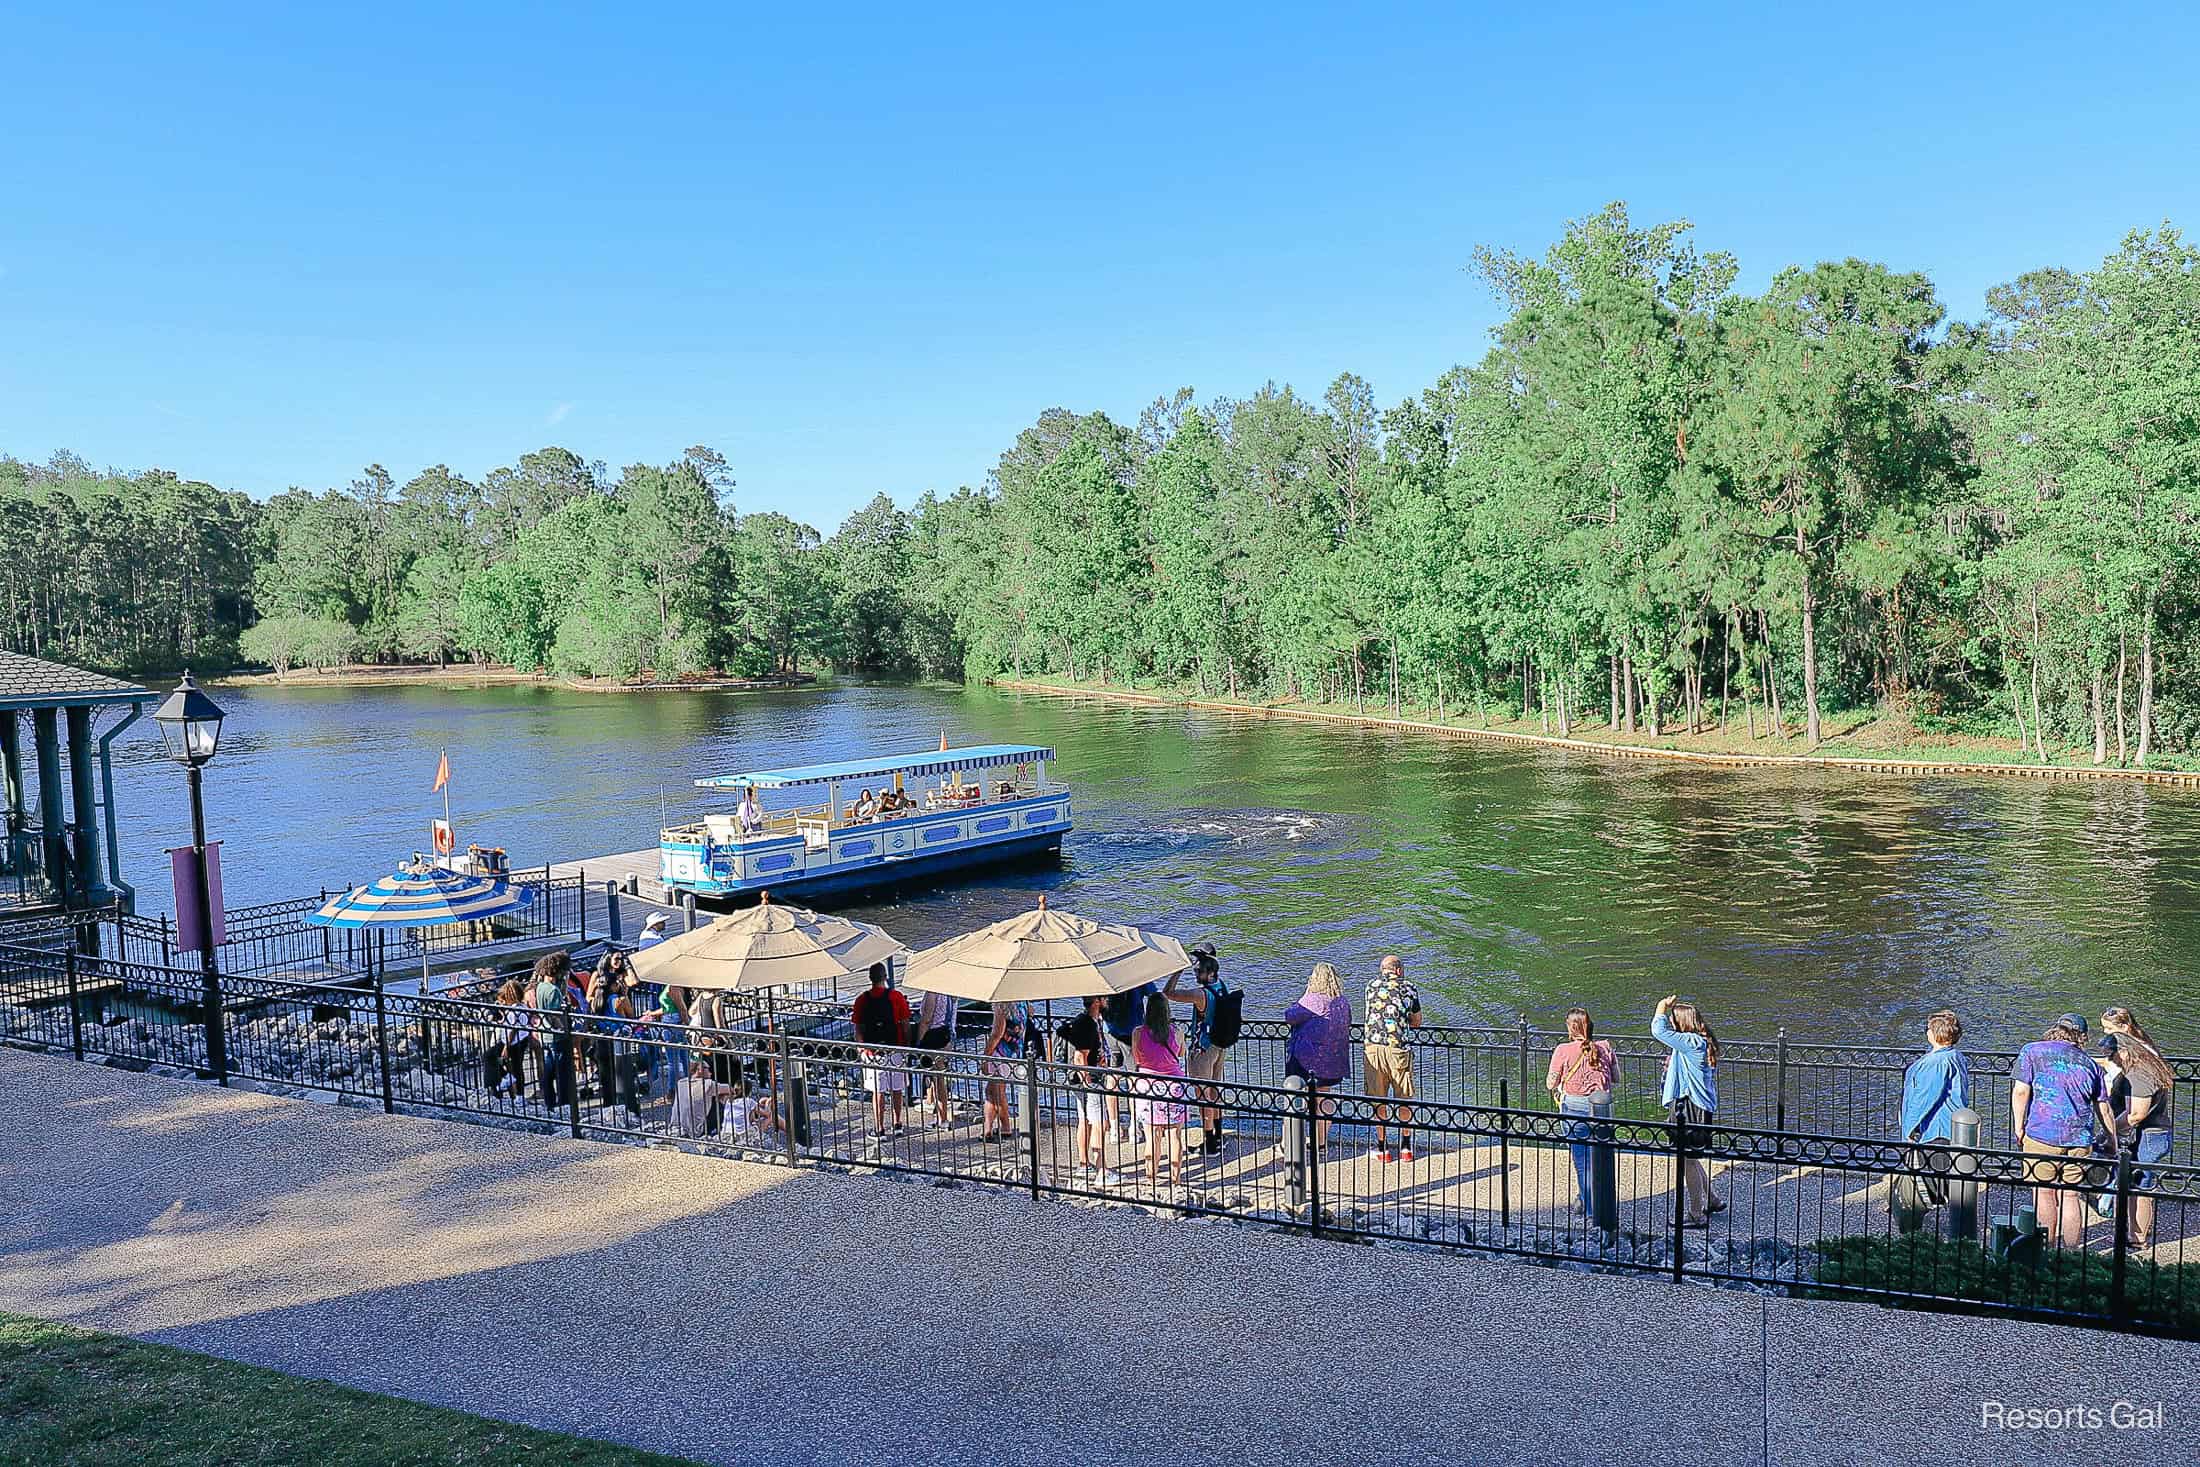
left=65, top=947, right=84, bottom=1061
left=1947, top=1106, right=1982, bottom=1242
left=681, top=892, right=698, bottom=933
left=605, top=882, right=624, bottom=944
left=779, top=1035, right=800, bottom=1166
left=1282, top=1073, right=1309, bottom=1215
left=789, top=1054, right=810, bottom=1151
left=1591, top=1103, right=1620, bottom=1235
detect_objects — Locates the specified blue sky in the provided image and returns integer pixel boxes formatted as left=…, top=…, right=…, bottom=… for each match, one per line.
left=5, top=2, right=2196, bottom=530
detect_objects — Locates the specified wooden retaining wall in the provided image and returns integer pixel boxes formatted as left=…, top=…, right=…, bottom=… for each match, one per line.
left=991, top=680, right=2200, bottom=790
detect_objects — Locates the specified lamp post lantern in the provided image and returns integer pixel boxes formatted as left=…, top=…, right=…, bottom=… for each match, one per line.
left=152, top=672, right=227, bottom=1082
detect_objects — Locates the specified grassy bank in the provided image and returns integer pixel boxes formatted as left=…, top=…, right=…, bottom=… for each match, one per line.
left=212, top=663, right=817, bottom=695
left=0, top=1311, right=691, bottom=1466
left=996, top=676, right=2200, bottom=781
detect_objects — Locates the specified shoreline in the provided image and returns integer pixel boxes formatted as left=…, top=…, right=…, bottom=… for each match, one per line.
left=992, top=677, right=2200, bottom=790
left=211, top=664, right=817, bottom=695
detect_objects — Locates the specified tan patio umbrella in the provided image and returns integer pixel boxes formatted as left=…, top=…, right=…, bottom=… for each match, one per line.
left=629, top=892, right=907, bottom=993
left=903, top=894, right=1191, bottom=1004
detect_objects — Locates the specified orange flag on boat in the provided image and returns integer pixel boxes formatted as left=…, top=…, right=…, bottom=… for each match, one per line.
left=432, top=751, right=450, bottom=793
left=939, top=730, right=948, bottom=752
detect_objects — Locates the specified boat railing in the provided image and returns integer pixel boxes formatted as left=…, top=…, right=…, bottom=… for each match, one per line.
left=663, top=780, right=1053, bottom=847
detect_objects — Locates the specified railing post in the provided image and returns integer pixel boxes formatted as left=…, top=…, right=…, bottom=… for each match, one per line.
left=159, top=912, right=172, bottom=966
left=1497, top=1077, right=1511, bottom=1231
left=565, top=1010, right=583, bottom=1139
left=1024, top=1049, right=1042, bottom=1200
left=577, top=867, right=587, bottom=942
left=319, top=888, right=331, bottom=970
left=1516, top=1014, right=1531, bottom=1107
left=1775, top=1026, right=1789, bottom=1134
left=1671, top=1113, right=1688, bottom=1283
left=2110, top=1151, right=2134, bottom=1326
left=65, top=947, right=84, bottom=1061
left=205, top=966, right=228, bottom=1086
left=373, top=980, right=395, bottom=1114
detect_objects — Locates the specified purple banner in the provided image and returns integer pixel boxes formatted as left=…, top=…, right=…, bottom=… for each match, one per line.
left=169, top=842, right=226, bottom=951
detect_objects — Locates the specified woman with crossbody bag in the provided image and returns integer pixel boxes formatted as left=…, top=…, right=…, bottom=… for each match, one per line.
left=1545, top=1007, right=1619, bottom=1217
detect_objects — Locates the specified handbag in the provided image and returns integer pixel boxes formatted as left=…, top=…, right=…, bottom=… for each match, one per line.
left=1551, top=1042, right=1603, bottom=1104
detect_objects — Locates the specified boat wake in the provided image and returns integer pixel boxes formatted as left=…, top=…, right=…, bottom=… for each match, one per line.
left=1161, top=809, right=1330, bottom=847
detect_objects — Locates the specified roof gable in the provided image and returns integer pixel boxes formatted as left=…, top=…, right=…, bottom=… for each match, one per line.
left=0, top=650, right=151, bottom=709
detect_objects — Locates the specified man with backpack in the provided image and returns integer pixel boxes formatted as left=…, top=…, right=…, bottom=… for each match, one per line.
left=851, top=962, right=913, bottom=1139
left=1167, top=942, right=1241, bottom=1156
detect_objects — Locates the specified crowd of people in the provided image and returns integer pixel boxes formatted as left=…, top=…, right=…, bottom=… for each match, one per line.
left=469, top=941, right=2179, bottom=1235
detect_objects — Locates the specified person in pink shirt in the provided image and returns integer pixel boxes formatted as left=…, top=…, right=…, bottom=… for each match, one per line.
left=1545, top=1007, right=1620, bottom=1216
left=1131, top=992, right=1191, bottom=1192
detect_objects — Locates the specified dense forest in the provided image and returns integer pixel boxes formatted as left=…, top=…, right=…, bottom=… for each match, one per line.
left=5, top=204, right=2198, bottom=761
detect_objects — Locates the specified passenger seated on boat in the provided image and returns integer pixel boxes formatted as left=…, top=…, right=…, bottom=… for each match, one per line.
left=851, top=787, right=879, bottom=822
left=878, top=788, right=910, bottom=817
left=736, top=787, right=764, bottom=836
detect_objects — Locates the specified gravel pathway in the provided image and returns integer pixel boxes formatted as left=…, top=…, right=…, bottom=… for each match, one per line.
left=2, top=1047, right=2193, bottom=1466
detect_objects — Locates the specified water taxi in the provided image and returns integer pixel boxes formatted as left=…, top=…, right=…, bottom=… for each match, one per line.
left=658, top=743, right=1070, bottom=900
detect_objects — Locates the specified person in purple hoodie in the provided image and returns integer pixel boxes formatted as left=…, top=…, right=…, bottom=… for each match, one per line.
left=1285, top=963, right=1352, bottom=1148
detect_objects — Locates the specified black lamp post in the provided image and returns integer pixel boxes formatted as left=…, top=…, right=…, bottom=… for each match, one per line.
left=152, top=672, right=227, bottom=1081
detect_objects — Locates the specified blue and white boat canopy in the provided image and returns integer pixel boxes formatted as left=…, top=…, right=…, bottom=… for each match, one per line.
left=695, top=743, right=1054, bottom=791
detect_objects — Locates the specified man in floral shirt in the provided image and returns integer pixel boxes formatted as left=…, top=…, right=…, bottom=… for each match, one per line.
left=1363, top=954, right=1423, bottom=1163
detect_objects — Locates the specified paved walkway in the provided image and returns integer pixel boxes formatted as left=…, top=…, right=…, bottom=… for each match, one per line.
left=2, top=1048, right=2192, bottom=1466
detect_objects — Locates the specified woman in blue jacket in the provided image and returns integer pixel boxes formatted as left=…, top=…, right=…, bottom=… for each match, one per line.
left=1653, top=994, right=1722, bottom=1226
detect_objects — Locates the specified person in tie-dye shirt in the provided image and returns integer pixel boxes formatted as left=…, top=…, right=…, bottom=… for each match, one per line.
left=2012, top=1014, right=2121, bottom=1248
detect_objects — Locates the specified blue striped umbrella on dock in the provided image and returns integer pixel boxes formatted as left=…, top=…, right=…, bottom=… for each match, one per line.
left=306, top=857, right=537, bottom=988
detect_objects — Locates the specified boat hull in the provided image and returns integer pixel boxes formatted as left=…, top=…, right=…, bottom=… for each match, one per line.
left=660, top=792, right=1071, bottom=903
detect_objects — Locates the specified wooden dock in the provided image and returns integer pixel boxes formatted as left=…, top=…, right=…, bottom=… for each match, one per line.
left=548, top=848, right=672, bottom=905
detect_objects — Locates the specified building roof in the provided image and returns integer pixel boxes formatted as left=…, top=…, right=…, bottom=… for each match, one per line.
left=697, top=744, right=1055, bottom=790
left=0, top=650, right=150, bottom=710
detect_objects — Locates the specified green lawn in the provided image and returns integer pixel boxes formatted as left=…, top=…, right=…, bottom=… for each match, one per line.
left=1001, top=676, right=2200, bottom=775
left=0, top=1312, right=694, bottom=1467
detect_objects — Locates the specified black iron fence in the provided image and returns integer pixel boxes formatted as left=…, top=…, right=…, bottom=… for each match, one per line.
left=35, top=871, right=593, bottom=984
left=1222, top=1017, right=2200, bottom=1169
left=2, top=943, right=2192, bottom=1337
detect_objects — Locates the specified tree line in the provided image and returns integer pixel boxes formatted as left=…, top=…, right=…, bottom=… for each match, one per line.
left=5, top=203, right=2197, bottom=760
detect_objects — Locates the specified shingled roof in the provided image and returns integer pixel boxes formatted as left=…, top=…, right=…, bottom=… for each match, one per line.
left=0, top=650, right=150, bottom=709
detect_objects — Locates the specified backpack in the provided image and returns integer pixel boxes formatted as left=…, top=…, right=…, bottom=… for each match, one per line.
left=1104, top=987, right=1142, bottom=1036
left=1202, top=978, right=1243, bottom=1050
left=856, top=989, right=900, bottom=1046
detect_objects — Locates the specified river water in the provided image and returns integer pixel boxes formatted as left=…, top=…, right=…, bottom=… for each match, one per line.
left=98, top=680, right=2200, bottom=1049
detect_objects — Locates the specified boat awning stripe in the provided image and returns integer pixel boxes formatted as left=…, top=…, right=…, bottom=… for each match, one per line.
left=696, top=744, right=1054, bottom=790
